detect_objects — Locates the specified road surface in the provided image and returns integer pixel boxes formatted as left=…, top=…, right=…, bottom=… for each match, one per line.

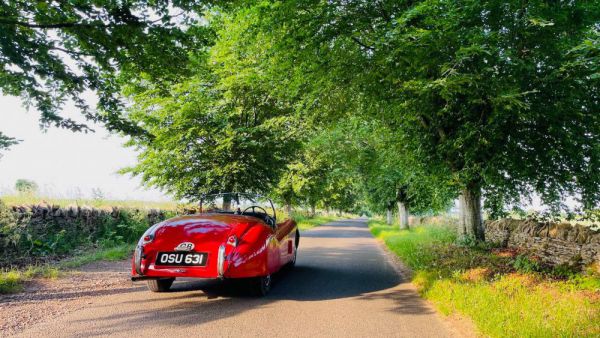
left=14, top=219, right=456, bottom=337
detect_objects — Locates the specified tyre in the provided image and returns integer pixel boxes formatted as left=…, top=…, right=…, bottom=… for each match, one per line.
left=252, top=274, right=271, bottom=296
left=288, top=228, right=299, bottom=268
left=147, top=278, right=175, bottom=292
left=288, top=244, right=297, bottom=269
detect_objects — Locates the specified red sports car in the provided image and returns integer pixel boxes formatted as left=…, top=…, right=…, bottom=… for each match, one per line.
left=131, top=193, right=299, bottom=296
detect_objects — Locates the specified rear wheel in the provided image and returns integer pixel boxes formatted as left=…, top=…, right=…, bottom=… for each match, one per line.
left=288, top=228, right=300, bottom=268
left=288, top=245, right=298, bottom=269
left=252, top=274, right=271, bottom=296
left=147, top=278, right=175, bottom=292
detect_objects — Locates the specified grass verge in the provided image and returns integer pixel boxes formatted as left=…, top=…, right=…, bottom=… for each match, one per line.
left=0, top=244, right=134, bottom=294
left=59, top=244, right=134, bottom=269
left=294, top=213, right=341, bottom=231
left=369, top=220, right=600, bottom=338
left=0, top=265, right=61, bottom=294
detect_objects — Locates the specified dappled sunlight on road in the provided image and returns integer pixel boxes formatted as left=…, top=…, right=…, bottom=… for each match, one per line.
left=15, top=219, right=453, bottom=338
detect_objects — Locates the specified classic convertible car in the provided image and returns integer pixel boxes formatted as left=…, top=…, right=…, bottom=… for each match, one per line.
left=131, top=193, right=298, bottom=296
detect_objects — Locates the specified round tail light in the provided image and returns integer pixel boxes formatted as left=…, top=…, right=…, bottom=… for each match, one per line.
left=227, top=235, right=238, bottom=247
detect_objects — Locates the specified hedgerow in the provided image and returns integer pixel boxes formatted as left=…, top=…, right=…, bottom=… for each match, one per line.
left=0, top=200, right=173, bottom=267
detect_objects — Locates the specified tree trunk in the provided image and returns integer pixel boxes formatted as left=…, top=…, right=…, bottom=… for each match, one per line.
left=222, top=194, right=232, bottom=211
left=458, top=185, right=485, bottom=241
left=386, top=207, right=393, bottom=225
left=397, top=201, right=409, bottom=230
left=310, top=204, right=316, bottom=217
left=285, top=203, right=292, bottom=218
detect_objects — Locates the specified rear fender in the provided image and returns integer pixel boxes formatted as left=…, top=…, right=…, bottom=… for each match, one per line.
left=225, top=225, right=276, bottom=278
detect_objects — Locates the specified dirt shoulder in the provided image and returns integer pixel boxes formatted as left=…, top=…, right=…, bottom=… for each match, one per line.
left=0, top=260, right=136, bottom=337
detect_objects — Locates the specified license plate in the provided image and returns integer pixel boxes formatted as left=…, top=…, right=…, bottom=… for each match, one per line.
left=155, top=252, right=207, bottom=266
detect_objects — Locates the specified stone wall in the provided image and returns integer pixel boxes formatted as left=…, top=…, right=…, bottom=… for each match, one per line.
left=0, top=203, right=185, bottom=267
left=409, top=215, right=459, bottom=227
left=10, top=203, right=169, bottom=225
left=485, top=219, right=600, bottom=267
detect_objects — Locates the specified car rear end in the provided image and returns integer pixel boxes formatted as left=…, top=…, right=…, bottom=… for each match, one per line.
left=131, top=214, right=270, bottom=282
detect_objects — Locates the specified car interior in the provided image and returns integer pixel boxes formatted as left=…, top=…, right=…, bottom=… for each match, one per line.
left=201, top=195, right=276, bottom=228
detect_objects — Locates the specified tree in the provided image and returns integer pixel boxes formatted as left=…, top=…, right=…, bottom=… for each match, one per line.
left=122, top=48, right=301, bottom=201
left=0, top=132, right=19, bottom=158
left=224, top=0, right=600, bottom=240
left=15, top=179, right=37, bottom=194
left=91, top=187, right=105, bottom=201
left=0, top=0, right=214, bottom=151
left=369, top=0, right=600, bottom=239
left=328, top=118, right=453, bottom=229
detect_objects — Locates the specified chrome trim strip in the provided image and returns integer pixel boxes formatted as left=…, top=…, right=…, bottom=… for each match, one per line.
left=217, top=244, right=226, bottom=278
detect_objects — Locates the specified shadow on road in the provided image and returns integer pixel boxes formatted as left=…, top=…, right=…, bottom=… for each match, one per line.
left=156, top=217, right=400, bottom=302
left=69, top=218, right=435, bottom=334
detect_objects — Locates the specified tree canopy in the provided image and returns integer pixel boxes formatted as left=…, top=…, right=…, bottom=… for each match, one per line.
left=4, top=0, right=599, bottom=238
left=122, top=47, right=301, bottom=200
left=201, top=0, right=600, bottom=238
left=14, top=178, right=38, bottom=194
left=0, top=0, right=219, bottom=149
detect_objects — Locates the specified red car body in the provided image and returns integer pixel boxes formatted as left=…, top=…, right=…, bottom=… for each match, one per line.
left=131, top=212, right=298, bottom=292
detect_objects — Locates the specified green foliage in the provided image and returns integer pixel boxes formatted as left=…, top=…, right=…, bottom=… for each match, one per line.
left=370, top=222, right=457, bottom=271
left=123, top=47, right=302, bottom=200
left=0, top=200, right=170, bottom=266
left=513, top=254, right=541, bottom=274
left=14, top=179, right=38, bottom=194
left=423, top=274, right=600, bottom=338
left=0, top=270, right=23, bottom=293
left=0, top=0, right=212, bottom=137
left=0, top=265, right=60, bottom=294
left=0, top=131, right=19, bottom=155
left=4, top=0, right=596, bottom=244
left=369, top=220, right=600, bottom=337
left=218, top=0, right=600, bottom=237
left=292, top=212, right=340, bottom=231
left=60, top=244, right=134, bottom=269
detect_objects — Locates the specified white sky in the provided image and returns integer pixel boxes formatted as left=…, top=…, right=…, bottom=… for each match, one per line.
left=0, top=94, right=171, bottom=201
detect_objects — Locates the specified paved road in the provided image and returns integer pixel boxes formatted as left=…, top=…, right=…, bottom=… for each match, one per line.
left=16, top=219, right=455, bottom=337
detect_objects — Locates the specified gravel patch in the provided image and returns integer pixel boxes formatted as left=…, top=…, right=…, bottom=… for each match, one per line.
left=0, top=260, right=137, bottom=337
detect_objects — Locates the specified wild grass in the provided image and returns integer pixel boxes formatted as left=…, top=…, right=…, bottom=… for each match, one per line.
left=369, top=220, right=600, bottom=338
left=0, top=265, right=60, bottom=294
left=292, top=212, right=344, bottom=230
left=0, top=245, right=134, bottom=294
left=59, top=244, right=134, bottom=269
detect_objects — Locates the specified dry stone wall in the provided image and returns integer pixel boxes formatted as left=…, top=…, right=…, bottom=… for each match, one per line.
left=10, top=203, right=168, bottom=225
left=0, top=203, right=192, bottom=267
left=485, top=219, right=600, bottom=267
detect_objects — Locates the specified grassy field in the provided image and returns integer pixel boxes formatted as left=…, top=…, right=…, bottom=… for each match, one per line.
left=369, top=220, right=600, bottom=338
left=1, top=194, right=181, bottom=210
